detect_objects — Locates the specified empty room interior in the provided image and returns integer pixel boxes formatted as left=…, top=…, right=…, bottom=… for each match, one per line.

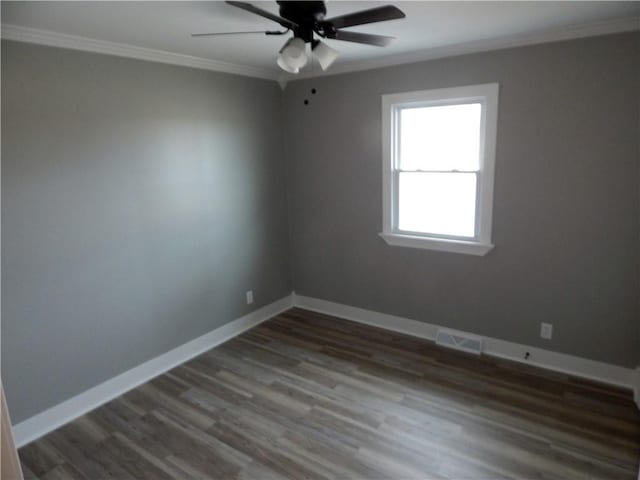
left=1, top=1, right=640, bottom=479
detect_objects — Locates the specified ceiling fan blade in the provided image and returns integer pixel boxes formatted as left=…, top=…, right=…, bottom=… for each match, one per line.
left=225, top=1, right=298, bottom=30
left=191, top=30, right=285, bottom=37
left=330, top=30, right=394, bottom=47
left=325, top=5, right=405, bottom=29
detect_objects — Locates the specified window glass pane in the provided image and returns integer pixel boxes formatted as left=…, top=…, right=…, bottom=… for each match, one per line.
left=398, top=172, right=476, bottom=237
left=399, top=103, right=481, bottom=171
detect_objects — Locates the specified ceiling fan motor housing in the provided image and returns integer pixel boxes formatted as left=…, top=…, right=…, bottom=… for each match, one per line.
left=277, top=1, right=327, bottom=42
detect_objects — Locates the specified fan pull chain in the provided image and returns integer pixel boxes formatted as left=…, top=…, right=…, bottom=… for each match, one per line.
left=304, top=49, right=318, bottom=106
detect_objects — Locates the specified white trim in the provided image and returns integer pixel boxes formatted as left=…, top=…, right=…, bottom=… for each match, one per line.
left=12, top=294, right=294, bottom=447
left=290, top=15, right=640, bottom=80
left=292, top=294, right=636, bottom=391
left=2, top=16, right=637, bottom=84
left=0, top=24, right=279, bottom=81
left=381, top=83, right=499, bottom=256
left=379, top=232, right=494, bottom=256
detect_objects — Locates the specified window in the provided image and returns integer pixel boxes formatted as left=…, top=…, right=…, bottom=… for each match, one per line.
left=380, top=83, right=499, bottom=256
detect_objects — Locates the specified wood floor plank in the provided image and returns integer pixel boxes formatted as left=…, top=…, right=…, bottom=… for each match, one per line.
left=19, top=308, right=640, bottom=479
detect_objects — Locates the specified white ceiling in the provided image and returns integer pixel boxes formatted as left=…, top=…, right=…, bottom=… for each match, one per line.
left=2, top=1, right=639, bottom=80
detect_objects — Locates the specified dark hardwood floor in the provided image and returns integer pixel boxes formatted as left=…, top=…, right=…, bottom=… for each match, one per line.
left=19, top=308, right=640, bottom=479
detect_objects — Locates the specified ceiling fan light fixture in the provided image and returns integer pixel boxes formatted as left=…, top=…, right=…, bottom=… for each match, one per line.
left=276, top=55, right=300, bottom=74
left=277, top=37, right=307, bottom=73
left=312, top=40, right=339, bottom=71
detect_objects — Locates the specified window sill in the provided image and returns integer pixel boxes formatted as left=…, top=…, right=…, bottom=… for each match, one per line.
left=379, top=233, right=494, bottom=256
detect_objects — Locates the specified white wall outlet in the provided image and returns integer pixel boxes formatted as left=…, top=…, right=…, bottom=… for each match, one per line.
left=246, top=290, right=254, bottom=305
left=540, top=323, right=553, bottom=340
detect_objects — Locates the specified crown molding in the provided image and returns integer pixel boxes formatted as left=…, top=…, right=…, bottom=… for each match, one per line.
left=289, top=15, right=640, bottom=81
left=0, top=24, right=280, bottom=81
left=2, top=15, right=638, bottom=85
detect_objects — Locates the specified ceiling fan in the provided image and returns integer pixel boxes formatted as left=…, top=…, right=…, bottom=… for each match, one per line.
left=192, top=1, right=406, bottom=74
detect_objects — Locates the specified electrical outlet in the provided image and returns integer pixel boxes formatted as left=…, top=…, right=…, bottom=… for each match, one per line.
left=246, top=290, right=254, bottom=305
left=540, top=323, right=553, bottom=340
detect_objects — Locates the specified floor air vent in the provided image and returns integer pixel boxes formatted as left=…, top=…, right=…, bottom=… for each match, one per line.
left=435, top=328, right=483, bottom=355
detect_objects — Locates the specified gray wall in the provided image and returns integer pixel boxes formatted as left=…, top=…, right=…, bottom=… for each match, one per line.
left=2, top=32, right=639, bottom=425
left=2, top=41, right=291, bottom=423
left=283, top=32, right=640, bottom=368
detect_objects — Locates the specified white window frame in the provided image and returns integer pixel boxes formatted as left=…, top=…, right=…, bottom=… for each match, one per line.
left=379, top=83, right=499, bottom=256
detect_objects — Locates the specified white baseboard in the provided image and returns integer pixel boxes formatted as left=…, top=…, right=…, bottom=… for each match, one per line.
left=293, top=294, right=637, bottom=398
left=13, top=294, right=294, bottom=448
left=12, top=291, right=638, bottom=447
